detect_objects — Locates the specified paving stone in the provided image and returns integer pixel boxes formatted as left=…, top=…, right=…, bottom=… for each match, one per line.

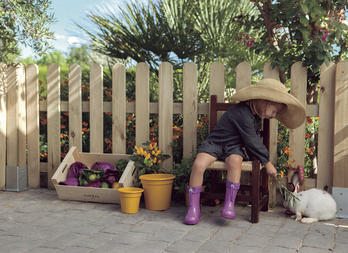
left=109, top=231, right=149, bottom=245
left=302, top=231, right=335, bottom=249
left=227, top=244, right=262, bottom=253
left=262, top=245, right=297, bottom=253
left=125, top=240, right=169, bottom=253
left=181, top=226, right=218, bottom=242
left=166, top=239, right=202, bottom=252
left=210, top=226, right=245, bottom=242
left=149, top=228, right=187, bottom=243
left=72, top=232, right=115, bottom=249
left=196, top=239, right=232, bottom=252
left=298, top=246, right=334, bottom=253
left=268, top=233, right=303, bottom=249
left=234, top=234, right=271, bottom=247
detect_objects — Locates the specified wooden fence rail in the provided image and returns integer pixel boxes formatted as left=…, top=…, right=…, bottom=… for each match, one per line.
left=0, top=61, right=345, bottom=203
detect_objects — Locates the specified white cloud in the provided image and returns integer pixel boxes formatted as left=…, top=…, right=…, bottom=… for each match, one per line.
left=68, top=37, right=80, bottom=44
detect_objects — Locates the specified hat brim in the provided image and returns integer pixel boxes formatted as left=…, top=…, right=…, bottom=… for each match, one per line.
left=230, top=86, right=306, bottom=129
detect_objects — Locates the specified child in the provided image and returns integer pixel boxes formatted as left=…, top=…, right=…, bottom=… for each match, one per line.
left=184, top=78, right=306, bottom=225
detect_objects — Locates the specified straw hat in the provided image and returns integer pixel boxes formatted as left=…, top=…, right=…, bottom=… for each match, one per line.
left=230, top=78, right=306, bottom=129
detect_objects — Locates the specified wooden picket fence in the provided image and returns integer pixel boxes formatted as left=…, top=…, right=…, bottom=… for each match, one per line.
left=0, top=60, right=347, bottom=203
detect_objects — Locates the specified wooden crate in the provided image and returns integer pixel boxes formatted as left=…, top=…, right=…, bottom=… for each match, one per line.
left=51, top=146, right=138, bottom=204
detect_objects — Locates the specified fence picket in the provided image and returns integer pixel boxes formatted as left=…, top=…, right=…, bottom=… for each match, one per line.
left=7, top=64, right=26, bottom=167
left=317, top=62, right=335, bottom=192
left=236, top=62, right=251, bottom=89
left=27, top=64, right=40, bottom=188
left=136, top=63, right=150, bottom=149
left=90, top=64, right=104, bottom=153
left=263, top=62, right=280, bottom=203
left=183, top=62, right=198, bottom=158
left=159, top=62, right=173, bottom=169
left=112, top=63, right=126, bottom=154
left=0, top=62, right=6, bottom=190
left=47, top=63, right=61, bottom=189
left=334, top=60, right=348, bottom=188
left=69, top=64, right=82, bottom=150
left=289, top=62, right=307, bottom=186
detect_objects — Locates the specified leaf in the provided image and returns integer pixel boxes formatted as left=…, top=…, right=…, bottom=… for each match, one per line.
left=300, top=15, right=309, bottom=26
left=300, top=27, right=309, bottom=40
left=300, top=3, right=309, bottom=14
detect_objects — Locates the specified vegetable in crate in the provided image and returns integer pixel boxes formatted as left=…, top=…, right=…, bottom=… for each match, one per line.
left=59, top=161, right=89, bottom=186
left=79, top=169, right=105, bottom=186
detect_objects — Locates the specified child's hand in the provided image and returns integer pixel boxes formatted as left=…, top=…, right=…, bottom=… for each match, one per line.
left=264, top=162, right=277, bottom=178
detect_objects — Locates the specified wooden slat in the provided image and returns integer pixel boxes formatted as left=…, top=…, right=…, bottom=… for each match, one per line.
left=90, top=63, right=104, bottom=153
left=317, top=62, right=335, bottom=192
left=236, top=62, right=251, bottom=90
left=209, top=62, right=225, bottom=101
left=135, top=63, right=150, bottom=149
left=183, top=62, right=198, bottom=158
left=6, top=64, right=26, bottom=167
left=112, top=63, right=126, bottom=153
left=263, top=62, right=280, bottom=204
left=0, top=62, right=7, bottom=190
left=47, top=63, right=61, bottom=189
left=69, top=64, right=82, bottom=150
left=39, top=100, right=211, bottom=116
left=26, top=63, right=40, bottom=188
left=334, top=60, right=348, bottom=188
left=289, top=62, right=307, bottom=184
left=159, top=62, right=173, bottom=170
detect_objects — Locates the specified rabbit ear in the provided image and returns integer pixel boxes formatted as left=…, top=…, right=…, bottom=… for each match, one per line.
left=291, top=172, right=300, bottom=189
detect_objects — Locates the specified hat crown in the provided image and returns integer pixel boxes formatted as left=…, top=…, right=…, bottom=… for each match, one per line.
left=257, top=78, right=287, bottom=94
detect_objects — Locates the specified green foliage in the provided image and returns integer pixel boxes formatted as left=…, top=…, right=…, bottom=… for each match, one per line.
left=0, top=0, right=57, bottom=63
left=169, top=151, right=211, bottom=195
left=74, top=0, right=265, bottom=95
left=247, top=0, right=348, bottom=84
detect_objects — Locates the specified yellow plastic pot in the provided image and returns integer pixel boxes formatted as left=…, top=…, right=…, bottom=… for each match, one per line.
left=139, top=174, right=176, bottom=211
left=118, top=187, right=144, bottom=214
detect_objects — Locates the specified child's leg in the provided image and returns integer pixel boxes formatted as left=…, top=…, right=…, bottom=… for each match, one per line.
left=189, top=152, right=217, bottom=187
left=221, top=154, right=243, bottom=219
left=185, top=152, right=216, bottom=225
left=225, top=154, right=243, bottom=183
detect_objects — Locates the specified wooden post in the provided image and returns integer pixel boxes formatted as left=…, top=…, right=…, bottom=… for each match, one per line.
left=263, top=62, right=280, bottom=204
left=289, top=62, right=307, bottom=185
left=334, top=61, right=348, bottom=187
left=317, top=62, right=335, bottom=192
left=27, top=64, right=40, bottom=188
left=159, top=62, right=173, bottom=170
left=90, top=63, right=103, bottom=153
left=183, top=62, right=198, bottom=158
left=135, top=63, right=150, bottom=149
left=69, top=64, right=82, bottom=151
left=112, top=63, right=126, bottom=154
left=47, top=63, right=61, bottom=189
left=0, top=62, right=7, bottom=190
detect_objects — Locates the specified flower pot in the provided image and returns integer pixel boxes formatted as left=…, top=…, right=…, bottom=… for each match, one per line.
left=139, top=174, right=176, bottom=210
left=118, top=187, right=144, bottom=214
left=185, top=185, right=206, bottom=207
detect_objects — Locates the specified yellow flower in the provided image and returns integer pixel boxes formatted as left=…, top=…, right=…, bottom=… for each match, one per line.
left=149, top=143, right=153, bottom=150
left=153, top=157, right=157, bottom=164
left=149, top=162, right=153, bottom=167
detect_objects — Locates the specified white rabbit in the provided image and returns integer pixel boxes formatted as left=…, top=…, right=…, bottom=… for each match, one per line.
left=283, top=172, right=337, bottom=224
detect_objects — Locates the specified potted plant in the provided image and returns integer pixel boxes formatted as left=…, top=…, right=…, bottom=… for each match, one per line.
left=127, top=141, right=174, bottom=211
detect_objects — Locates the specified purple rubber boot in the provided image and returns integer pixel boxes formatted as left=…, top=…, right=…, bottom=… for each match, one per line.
left=220, top=180, right=240, bottom=219
left=184, top=185, right=202, bottom=225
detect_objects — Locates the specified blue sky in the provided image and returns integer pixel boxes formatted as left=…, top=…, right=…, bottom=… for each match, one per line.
left=20, top=0, right=136, bottom=58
